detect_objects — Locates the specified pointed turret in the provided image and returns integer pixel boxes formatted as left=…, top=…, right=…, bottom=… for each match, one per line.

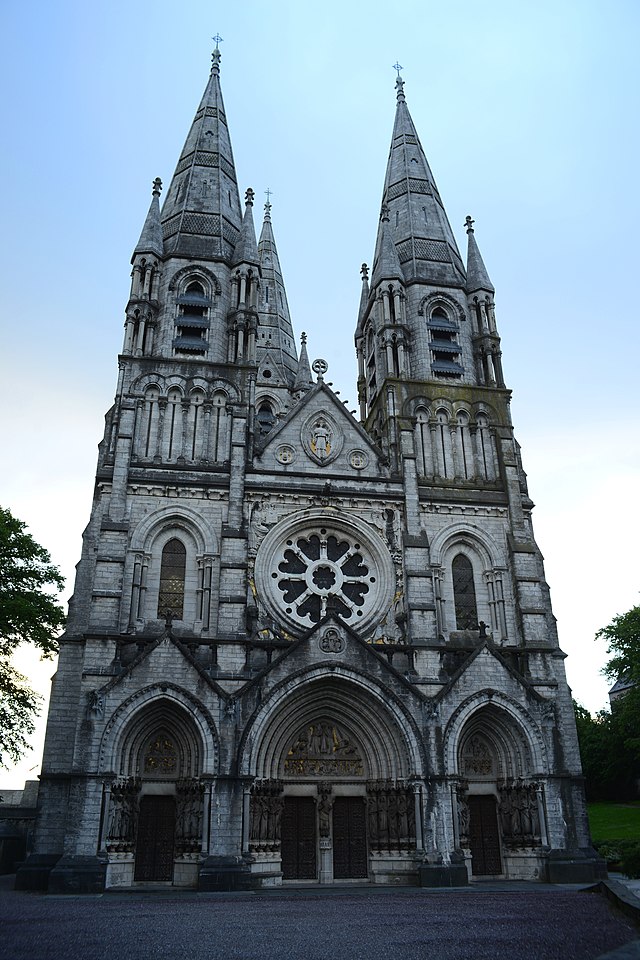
left=133, top=178, right=164, bottom=259
left=465, top=216, right=494, bottom=294
left=464, top=216, right=505, bottom=389
left=371, top=72, right=465, bottom=288
left=370, top=204, right=404, bottom=287
left=160, top=46, right=242, bottom=260
left=356, top=263, right=370, bottom=336
left=293, top=332, right=313, bottom=393
left=257, top=199, right=298, bottom=384
left=233, top=188, right=260, bottom=266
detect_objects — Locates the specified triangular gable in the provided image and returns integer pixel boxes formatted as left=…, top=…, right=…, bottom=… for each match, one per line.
left=92, top=628, right=228, bottom=702
left=256, top=348, right=291, bottom=388
left=254, top=381, right=386, bottom=479
left=435, top=639, right=545, bottom=706
left=236, top=614, right=424, bottom=704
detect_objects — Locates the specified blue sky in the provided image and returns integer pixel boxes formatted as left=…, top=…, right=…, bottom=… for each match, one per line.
left=1, top=0, right=639, bottom=786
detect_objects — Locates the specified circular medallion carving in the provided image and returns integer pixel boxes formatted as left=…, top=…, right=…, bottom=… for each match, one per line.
left=276, top=444, right=296, bottom=465
left=349, top=449, right=368, bottom=470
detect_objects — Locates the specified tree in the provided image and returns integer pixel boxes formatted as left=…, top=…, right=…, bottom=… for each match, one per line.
left=575, top=603, right=640, bottom=800
left=0, top=507, right=66, bottom=766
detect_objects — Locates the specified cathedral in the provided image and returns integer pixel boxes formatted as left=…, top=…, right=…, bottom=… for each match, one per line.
left=17, top=48, right=602, bottom=892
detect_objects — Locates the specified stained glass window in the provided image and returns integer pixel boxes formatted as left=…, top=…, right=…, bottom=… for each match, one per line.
left=452, top=554, right=478, bottom=630
left=158, top=538, right=186, bottom=620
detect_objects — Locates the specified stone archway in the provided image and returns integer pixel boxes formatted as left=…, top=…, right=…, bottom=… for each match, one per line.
left=103, top=697, right=208, bottom=888
left=242, top=673, right=424, bottom=885
left=453, top=703, right=547, bottom=880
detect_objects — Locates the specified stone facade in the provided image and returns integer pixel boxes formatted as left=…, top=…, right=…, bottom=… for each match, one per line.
left=17, top=51, right=603, bottom=893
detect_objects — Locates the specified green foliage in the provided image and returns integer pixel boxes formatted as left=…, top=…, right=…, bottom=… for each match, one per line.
left=596, top=604, right=640, bottom=683
left=588, top=803, right=640, bottom=841
left=0, top=506, right=66, bottom=768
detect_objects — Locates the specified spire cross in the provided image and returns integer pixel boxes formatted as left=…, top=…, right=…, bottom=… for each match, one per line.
left=393, top=61, right=403, bottom=77
left=465, top=215, right=475, bottom=234
left=265, top=187, right=272, bottom=204
left=212, top=33, right=223, bottom=49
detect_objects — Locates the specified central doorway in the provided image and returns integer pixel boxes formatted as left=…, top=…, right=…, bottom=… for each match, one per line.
left=134, top=795, right=176, bottom=881
left=332, top=797, right=367, bottom=879
left=468, top=795, right=502, bottom=876
left=281, top=797, right=317, bottom=880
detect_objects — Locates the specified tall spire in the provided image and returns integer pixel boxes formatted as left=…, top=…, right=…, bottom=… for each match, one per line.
left=371, top=69, right=465, bottom=288
left=160, top=45, right=242, bottom=260
left=257, top=198, right=298, bottom=383
left=133, top=178, right=164, bottom=259
left=464, top=216, right=495, bottom=294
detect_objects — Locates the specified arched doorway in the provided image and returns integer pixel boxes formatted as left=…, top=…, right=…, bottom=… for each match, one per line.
left=243, top=673, right=424, bottom=884
left=103, top=697, right=209, bottom=887
left=454, top=703, right=547, bottom=880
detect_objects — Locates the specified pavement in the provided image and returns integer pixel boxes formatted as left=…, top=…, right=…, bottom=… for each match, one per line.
left=1, top=874, right=639, bottom=960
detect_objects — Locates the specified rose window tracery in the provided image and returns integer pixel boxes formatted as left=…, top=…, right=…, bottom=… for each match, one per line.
left=274, top=530, right=376, bottom=625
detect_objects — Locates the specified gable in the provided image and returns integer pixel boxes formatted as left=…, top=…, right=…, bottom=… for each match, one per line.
left=255, top=382, right=385, bottom=479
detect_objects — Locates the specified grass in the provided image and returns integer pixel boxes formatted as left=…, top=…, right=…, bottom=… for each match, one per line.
left=588, top=802, right=640, bottom=841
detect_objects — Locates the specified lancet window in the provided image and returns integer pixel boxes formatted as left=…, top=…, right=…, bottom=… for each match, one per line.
left=173, top=280, right=211, bottom=357
left=452, top=554, right=479, bottom=630
left=157, top=539, right=186, bottom=621
left=428, top=306, right=463, bottom=379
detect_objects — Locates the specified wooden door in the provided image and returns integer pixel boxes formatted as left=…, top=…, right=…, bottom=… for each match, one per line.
left=281, top=797, right=317, bottom=880
left=468, top=795, right=502, bottom=876
left=333, top=797, right=367, bottom=879
left=134, top=795, right=176, bottom=881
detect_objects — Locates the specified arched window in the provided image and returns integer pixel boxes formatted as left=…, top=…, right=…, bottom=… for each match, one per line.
left=174, top=280, right=210, bottom=357
left=436, top=409, right=450, bottom=478
left=452, top=554, right=478, bottom=629
left=188, top=390, right=205, bottom=461
left=157, top=539, right=186, bottom=620
left=165, top=388, right=182, bottom=460
left=139, top=386, right=160, bottom=458
left=209, top=391, right=229, bottom=462
left=428, top=305, right=463, bottom=378
left=457, top=411, right=472, bottom=480
left=415, top=407, right=431, bottom=477
left=257, top=401, right=276, bottom=437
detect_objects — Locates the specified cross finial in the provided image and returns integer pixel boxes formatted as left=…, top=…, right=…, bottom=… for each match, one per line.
left=245, top=187, right=255, bottom=206
left=361, top=263, right=369, bottom=281
left=465, top=215, right=475, bottom=234
left=301, top=331, right=307, bottom=345
left=265, top=187, right=272, bottom=204
left=393, top=62, right=405, bottom=102
left=393, top=61, right=403, bottom=77
left=211, top=34, right=223, bottom=73
left=152, top=177, right=163, bottom=197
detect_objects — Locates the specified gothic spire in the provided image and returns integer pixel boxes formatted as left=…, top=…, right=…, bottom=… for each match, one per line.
left=160, top=46, right=243, bottom=260
left=257, top=199, right=298, bottom=383
left=464, top=216, right=495, bottom=294
left=371, top=71, right=465, bottom=288
left=133, top=178, right=164, bottom=259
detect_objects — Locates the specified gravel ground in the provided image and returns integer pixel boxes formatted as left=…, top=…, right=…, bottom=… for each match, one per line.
left=0, top=880, right=637, bottom=960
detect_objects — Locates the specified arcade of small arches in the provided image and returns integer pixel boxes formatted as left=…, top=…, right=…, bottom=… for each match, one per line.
left=131, top=382, right=232, bottom=465
left=413, top=401, right=499, bottom=483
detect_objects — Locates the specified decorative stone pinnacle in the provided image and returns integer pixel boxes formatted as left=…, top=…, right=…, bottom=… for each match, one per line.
left=301, top=331, right=307, bottom=345
left=245, top=187, right=255, bottom=206
left=361, top=263, right=369, bottom=280
left=152, top=177, right=163, bottom=197
left=465, top=215, right=475, bottom=234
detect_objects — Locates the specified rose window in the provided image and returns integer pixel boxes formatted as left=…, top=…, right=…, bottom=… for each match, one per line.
left=273, top=530, right=377, bottom=625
